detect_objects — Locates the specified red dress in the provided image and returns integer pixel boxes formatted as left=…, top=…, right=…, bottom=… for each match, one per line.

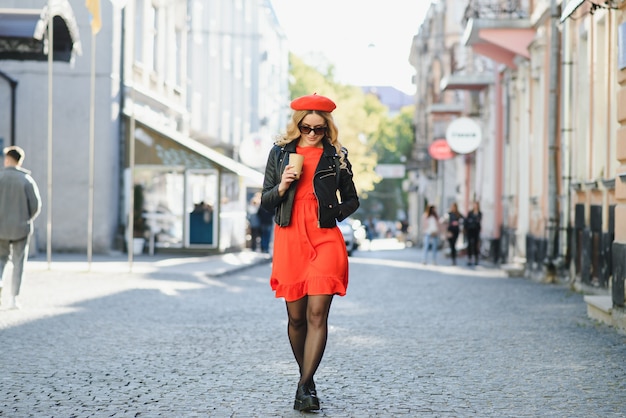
left=270, top=146, right=349, bottom=302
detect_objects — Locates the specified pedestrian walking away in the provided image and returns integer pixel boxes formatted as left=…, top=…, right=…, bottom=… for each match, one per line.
left=247, top=193, right=263, bottom=251
left=256, top=201, right=274, bottom=253
left=260, top=93, right=359, bottom=412
left=465, top=200, right=482, bottom=266
left=0, top=146, right=42, bottom=309
left=443, top=202, right=464, bottom=265
left=422, top=204, right=440, bottom=265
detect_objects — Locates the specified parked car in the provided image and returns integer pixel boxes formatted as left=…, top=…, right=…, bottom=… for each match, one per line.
left=338, top=218, right=366, bottom=256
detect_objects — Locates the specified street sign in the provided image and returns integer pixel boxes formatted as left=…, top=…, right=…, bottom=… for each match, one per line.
left=428, top=138, right=454, bottom=160
left=239, top=132, right=274, bottom=169
left=375, top=164, right=406, bottom=178
left=445, top=117, right=482, bottom=154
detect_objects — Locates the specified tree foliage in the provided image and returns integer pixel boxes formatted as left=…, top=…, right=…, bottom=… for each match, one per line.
left=369, top=106, right=415, bottom=163
left=288, top=54, right=415, bottom=221
left=361, top=106, right=415, bottom=221
left=289, top=54, right=381, bottom=195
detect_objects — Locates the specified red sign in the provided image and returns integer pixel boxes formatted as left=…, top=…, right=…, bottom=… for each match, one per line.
left=429, top=139, right=455, bottom=160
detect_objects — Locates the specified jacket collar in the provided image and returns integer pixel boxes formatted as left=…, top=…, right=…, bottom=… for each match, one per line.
left=284, top=138, right=338, bottom=159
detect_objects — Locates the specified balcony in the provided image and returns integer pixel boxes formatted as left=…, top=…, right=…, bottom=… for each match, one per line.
left=463, top=0, right=530, bottom=24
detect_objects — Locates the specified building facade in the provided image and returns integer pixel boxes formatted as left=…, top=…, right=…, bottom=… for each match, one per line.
left=409, top=0, right=626, bottom=330
left=0, top=0, right=289, bottom=254
left=408, top=0, right=499, bottom=252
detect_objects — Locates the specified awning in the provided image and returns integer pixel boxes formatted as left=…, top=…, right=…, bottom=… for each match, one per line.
left=560, top=0, right=586, bottom=22
left=463, top=18, right=535, bottom=69
left=440, top=74, right=493, bottom=92
left=0, top=0, right=82, bottom=62
left=128, top=111, right=265, bottom=187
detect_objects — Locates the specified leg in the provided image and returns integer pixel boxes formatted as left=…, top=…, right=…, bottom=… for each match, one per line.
left=467, top=232, right=477, bottom=264
left=448, top=236, right=456, bottom=264
left=285, top=297, right=308, bottom=374
left=10, top=237, right=29, bottom=297
left=432, top=236, right=438, bottom=264
left=299, top=294, right=333, bottom=387
left=260, top=225, right=271, bottom=253
left=0, top=239, right=9, bottom=304
left=250, top=227, right=260, bottom=251
left=422, top=235, right=430, bottom=263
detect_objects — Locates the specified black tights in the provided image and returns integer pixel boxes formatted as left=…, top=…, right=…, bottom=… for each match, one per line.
left=286, top=295, right=333, bottom=387
left=447, top=231, right=459, bottom=262
left=467, top=230, right=480, bottom=262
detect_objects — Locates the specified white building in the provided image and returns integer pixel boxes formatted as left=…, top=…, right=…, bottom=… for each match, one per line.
left=0, top=0, right=289, bottom=254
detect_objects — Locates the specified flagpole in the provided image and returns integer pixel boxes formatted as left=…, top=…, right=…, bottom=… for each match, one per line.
left=87, top=30, right=96, bottom=269
left=46, top=0, right=54, bottom=270
left=85, top=0, right=101, bottom=268
left=127, top=94, right=135, bottom=272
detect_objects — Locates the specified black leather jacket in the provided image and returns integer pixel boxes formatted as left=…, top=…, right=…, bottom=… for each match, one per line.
left=260, top=139, right=359, bottom=228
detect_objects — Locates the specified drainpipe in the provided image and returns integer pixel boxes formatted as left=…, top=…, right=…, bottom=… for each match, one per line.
left=545, top=0, right=560, bottom=276
left=558, top=14, right=572, bottom=273
left=0, top=70, right=18, bottom=146
left=495, top=69, right=504, bottom=264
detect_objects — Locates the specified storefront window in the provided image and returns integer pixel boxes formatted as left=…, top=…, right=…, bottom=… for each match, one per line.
left=135, top=166, right=185, bottom=248
left=219, top=173, right=246, bottom=249
left=187, top=170, right=218, bottom=246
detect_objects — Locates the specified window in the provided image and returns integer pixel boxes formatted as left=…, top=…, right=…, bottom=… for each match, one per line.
left=134, top=0, right=144, bottom=64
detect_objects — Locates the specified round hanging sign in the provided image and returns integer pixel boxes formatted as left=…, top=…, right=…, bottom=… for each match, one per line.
left=428, top=139, right=455, bottom=160
left=445, top=117, right=482, bottom=154
left=239, top=133, right=274, bottom=168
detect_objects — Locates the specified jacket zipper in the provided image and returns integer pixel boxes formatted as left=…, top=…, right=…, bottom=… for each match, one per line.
left=313, top=158, right=337, bottom=227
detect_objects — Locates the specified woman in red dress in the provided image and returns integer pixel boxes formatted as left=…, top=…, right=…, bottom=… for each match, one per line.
left=261, top=93, right=359, bottom=412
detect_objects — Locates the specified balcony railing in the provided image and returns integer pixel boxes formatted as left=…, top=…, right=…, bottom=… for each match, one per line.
left=463, top=0, right=530, bottom=24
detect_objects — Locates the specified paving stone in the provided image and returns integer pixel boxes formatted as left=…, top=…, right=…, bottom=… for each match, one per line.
left=0, top=249, right=625, bottom=417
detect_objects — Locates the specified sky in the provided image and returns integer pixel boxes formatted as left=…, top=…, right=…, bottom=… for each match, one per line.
left=270, top=0, right=434, bottom=95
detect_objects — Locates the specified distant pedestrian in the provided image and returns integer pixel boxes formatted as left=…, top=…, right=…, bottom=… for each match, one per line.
left=443, top=202, right=464, bottom=265
left=247, top=193, right=262, bottom=251
left=261, top=93, right=359, bottom=412
left=422, top=204, right=440, bottom=264
left=257, top=203, right=274, bottom=253
left=465, top=201, right=482, bottom=266
left=0, top=146, right=42, bottom=309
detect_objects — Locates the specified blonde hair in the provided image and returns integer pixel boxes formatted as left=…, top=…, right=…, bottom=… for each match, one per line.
left=275, top=110, right=347, bottom=169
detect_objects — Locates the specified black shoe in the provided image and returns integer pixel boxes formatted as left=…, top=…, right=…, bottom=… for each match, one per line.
left=306, top=378, right=317, bottom=397
left=294, top=384, right=320, bottom=411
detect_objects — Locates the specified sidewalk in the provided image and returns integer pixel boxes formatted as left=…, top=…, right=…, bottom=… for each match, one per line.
left=25, top=250, right=272, bottom=277
left=0, top=250, right=272, bottom=314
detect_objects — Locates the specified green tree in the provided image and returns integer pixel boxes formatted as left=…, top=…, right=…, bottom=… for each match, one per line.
left=289, top=55, right=381, bottom=195
left=288, top=54, right=415, bottom=223
left=360, top=105, right=415, bottom=222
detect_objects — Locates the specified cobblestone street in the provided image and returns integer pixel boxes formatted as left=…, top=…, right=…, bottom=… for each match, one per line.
left=1, top=248, right=625, bottom=417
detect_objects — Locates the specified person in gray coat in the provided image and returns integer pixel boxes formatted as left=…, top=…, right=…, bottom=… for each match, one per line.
left=0, top=146, right=41, bottom=309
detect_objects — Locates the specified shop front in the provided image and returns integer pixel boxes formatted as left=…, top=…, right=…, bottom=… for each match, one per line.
left=125, top=116, right=264, bottom=254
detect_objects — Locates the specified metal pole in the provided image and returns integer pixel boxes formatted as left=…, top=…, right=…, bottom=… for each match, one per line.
left=546, top=0, right=560, bottom=274
left=87, top=31, right=97, bottom=269
left=559, top=15, right=572, bottom=268
left=121, top=4, right=135, bottom=272
left=127, top=90, right=136, bottom=271
left=46, top=1, right=54, bottom=269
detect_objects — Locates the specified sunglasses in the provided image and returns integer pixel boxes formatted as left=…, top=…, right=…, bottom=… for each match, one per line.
left=298, top=125, right=327, bottom=136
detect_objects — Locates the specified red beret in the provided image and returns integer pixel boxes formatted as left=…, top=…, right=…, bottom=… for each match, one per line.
left=290, top=93, right=336, bottom=113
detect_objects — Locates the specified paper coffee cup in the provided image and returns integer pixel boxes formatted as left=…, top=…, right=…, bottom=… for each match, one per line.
left=289, top=153, right=304, bottom=179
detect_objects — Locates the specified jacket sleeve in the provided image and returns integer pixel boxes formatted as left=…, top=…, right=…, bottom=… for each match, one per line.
left=260, top=146, right=286, bottom=212
left=336, top=152, right=359, bottom=221
left=25, top=175, right=42, bottom=221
